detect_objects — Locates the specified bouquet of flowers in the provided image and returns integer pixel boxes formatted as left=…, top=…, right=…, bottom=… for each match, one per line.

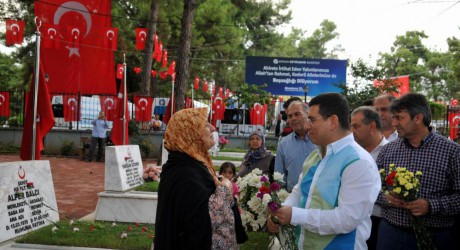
left=379, top=164, right=434, bottom=249
left=236, top=169, right=297, bottom=250
left=218, top=135, right=229, bottom=149
left=143, top=164, right=161, bottom=182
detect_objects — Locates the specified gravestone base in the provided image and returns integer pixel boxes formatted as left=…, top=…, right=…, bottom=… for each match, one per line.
left=94, top=191, right=158, bottom=224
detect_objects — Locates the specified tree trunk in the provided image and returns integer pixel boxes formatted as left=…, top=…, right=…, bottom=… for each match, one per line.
left=141, top=0, right=160, bottom=96
left=174, top=0, right=196, bottom=112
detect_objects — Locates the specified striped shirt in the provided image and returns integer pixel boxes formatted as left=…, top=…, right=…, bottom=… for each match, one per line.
left=376, top=131, right=460, bottom=228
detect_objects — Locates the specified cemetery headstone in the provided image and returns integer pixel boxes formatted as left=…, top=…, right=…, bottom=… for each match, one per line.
left=0, top=160, right=59, bottom=243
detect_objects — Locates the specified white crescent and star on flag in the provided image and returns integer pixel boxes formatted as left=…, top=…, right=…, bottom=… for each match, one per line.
left=9, top=23, right=20, bottom=35
left=67, top=98, right=77, bottom=110
left=53, top=1, right=93, bottom=58
left=138, top=98, right=148, bottom=110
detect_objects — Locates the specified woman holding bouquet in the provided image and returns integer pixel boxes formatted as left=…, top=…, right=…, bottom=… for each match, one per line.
left=234, top=130, right=275, bottom=180
left=154, top=108, right=237, bottom=250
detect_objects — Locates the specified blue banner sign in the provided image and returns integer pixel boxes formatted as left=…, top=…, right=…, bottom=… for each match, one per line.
left=245, top=56, right=347, bottom=96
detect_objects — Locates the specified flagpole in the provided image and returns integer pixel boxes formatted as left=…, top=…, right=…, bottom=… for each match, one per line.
left=191, top=84, right=194, bottom=106
left=31, top=18, right=42, bottom=160
left=122, top=54, right=127, bottom=145
left=170, top=73, right=175, bottom=119
left=209, top=81, right=213, bottom=123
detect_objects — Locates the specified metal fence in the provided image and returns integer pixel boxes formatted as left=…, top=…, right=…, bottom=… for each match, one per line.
left=0, top=92, right=270, bottom=136
left=2, top=91, right=458, bottom=138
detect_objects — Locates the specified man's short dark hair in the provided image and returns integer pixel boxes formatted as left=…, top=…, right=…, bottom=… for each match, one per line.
left=309, top=93, right=350, bottom=130
left=390, top=93, right=431, bottom=127
left=351, top=106, right=382, bottom=130
left=362, top=99, right=374, bottom=106
left=283, top=97, right=303, bottom=109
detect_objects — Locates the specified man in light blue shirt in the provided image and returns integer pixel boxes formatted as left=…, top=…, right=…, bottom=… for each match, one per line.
left=274, top=100, right=315, bottom=192
left=86, top=111, right=109, bottom=162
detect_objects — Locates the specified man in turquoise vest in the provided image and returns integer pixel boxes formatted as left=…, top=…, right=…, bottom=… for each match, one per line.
left=268, top=93, right=381, bottom=249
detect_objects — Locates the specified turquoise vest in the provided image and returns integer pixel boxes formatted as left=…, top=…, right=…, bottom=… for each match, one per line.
left=296, top=146, right=359, bottom=249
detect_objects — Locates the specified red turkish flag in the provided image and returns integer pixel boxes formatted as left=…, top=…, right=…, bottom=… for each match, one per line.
left=99, top=95, right=117, bottom=121
left=194, top=77, right=200, bottom=90
left=185, top=97, right=193, bottom=109
left=225, top=89, right=231, bottom=98
left=449, top=112, right=460, bottom=140
left=111, top=84, right=130, bottom=145
left=116, top=64, right=124, bottom=79
left=42, top=23, right=61, bottom=49
left=162, top=98, right=175, bottom=124
left=155, top=42, right=163, bottom=63
left=452, top=99, right=459, bottom=106
left=167, top=61, right=175, bottom=76
left=67, top=26, right=82, bottom=47
left=0, top=91, right=10, bottom=117
left=135, top=28, right=147, bottom=50
left=63, top=95, right=81, bottom=121
left=104, top=27, right=118, bottom=51
left=373, top=75, right=410, bottom=97
left=203, top=81, right=208, bottom=92
left=212, top=97, right=226, bottom=120
left=162, top=50, right=168, bottom=68
left=250, top=103, right=267, bottom=126
left=134, top=67, right=142, bottom=74
left=218, top=87, right=224, bottom=98
left=20, top=64, right=55, bottom=160
left=134, top=96, right=153, bottom=122
left=151, top=70, right=157, bottom=78
left=152, top=34, right=159, bottom=59
left=6, top=19, right=25, bottom=45
left=34, top=0, right=116, bottom=95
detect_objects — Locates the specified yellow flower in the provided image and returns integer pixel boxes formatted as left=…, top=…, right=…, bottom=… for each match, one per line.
left=394, top=187, right=401, bottom=194
left=405, top=183, right=414, bottom=190
left=379, top=169, right=385, bottom=174
left=416, top=171, right=422, bottom=176
left=398, top=177, right=408, bottom=185
left=404, top=191, right=409, bottom=197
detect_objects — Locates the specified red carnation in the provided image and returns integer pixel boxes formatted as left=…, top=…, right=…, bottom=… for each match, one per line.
left=386, top=171, right=396, bottom=186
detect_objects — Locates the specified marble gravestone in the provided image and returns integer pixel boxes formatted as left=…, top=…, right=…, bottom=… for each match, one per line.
left=103, top=145, right=144, bottom=192
left=0, top=161, right=59, bottom=243
left=95, top=145, right=158, bottom=223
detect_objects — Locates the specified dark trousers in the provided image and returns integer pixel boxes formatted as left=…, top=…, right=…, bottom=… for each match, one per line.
left=376, top=219, right=454, bottom=250
left=367, top=216, right=381, bottom=250
left=88, top=136, right=105, bottom=161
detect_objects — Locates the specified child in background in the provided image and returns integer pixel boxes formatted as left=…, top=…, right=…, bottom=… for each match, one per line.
left=219, top=162, right=239, bottom=197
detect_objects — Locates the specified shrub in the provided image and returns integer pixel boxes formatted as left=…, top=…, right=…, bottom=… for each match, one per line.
left=60, top=141, right=75, bottom=156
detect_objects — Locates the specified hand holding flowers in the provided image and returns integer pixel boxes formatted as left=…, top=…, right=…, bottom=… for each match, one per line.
left=380, top=163, right=434, bottom=249
left=236, top=169, right=297, bottom=250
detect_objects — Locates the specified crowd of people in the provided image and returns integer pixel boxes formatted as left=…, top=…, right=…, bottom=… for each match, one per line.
left=83, top=92, right=459, bottom=249
left=146, top=92, right=459, bottom=249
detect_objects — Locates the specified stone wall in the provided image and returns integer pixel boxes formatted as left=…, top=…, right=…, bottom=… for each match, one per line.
left=0, top=128, right=280, bottom=158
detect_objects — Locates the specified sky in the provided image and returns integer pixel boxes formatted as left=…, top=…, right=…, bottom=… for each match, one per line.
left=282, top=0, right=460, bottom=65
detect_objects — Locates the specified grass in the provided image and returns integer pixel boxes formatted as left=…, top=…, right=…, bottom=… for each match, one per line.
left=16, top=220, right=272, bottom=249
left=16, top=220, right=154, bottom=250
left=134, top=181, right=159, bottom=192
left=210, top=155, right=242, bottom=161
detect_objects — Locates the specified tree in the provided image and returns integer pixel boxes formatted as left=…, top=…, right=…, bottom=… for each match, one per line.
left=140, top=0, right=160, bottom=96
left=0, top=53, right=23, bottom=90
